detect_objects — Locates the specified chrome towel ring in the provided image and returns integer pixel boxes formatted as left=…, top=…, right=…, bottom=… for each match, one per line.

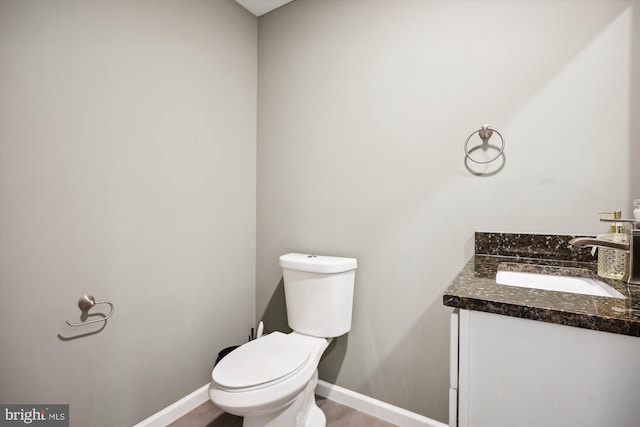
left=65, top=295, right=114, bottom=327
left=464, top=124, right=505, bottom=164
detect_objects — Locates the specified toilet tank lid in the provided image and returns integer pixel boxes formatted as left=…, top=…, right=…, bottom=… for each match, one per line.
left=279, top=253, right=357, bottom=274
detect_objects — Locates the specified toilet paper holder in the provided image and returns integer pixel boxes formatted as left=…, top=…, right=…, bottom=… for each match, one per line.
left=65, top=295, right=114, bottom=327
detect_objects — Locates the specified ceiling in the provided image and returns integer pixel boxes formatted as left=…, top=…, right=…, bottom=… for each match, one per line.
left=234, top=0, right=294, bottom=17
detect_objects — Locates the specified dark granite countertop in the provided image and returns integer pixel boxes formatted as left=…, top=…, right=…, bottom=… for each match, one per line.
left=443, top=232, right=640, bottom=337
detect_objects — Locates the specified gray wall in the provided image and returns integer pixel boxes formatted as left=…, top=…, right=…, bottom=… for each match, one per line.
left=257, top=0, right=639, bottom=423
left=632, top=2, right=640, bottom=200
left=0, top=1, right=256, bottom=426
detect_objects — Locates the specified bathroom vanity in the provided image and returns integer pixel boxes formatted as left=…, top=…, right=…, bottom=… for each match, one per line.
left=443, top=233, right=640, bottom=427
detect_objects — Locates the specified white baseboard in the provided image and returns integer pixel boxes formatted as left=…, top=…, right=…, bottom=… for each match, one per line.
left=133, top=380, right=449, bottom=427
left=315, top=379, right=448, bottom=427
left=132, top=383, right=209, bottom=427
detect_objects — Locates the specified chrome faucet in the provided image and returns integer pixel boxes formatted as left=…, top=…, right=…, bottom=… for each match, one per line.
left=569, top=219, right=640, bottom=285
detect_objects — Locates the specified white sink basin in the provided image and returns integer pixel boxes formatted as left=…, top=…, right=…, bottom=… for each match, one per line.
left=495, top=270, right=625, bottom=299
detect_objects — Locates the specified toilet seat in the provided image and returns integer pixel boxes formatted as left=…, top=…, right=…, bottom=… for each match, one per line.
left=212, top=332, right=310, bottom=392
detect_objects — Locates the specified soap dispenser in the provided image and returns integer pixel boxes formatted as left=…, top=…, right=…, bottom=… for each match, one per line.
left=596, top=211, right=629, bottom=281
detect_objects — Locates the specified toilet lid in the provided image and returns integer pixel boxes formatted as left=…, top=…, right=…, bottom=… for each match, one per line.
left=212, top=332, right=310, bottom=390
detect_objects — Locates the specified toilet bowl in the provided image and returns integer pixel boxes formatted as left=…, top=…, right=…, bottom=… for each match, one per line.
left=208, top=253, right=357, bottom=427
left=208, top=332, right=329, bottom=426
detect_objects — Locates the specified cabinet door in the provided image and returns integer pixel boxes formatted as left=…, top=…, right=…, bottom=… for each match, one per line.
left=449, top=311, right=459, bottom=427
left=457, top=309, right=640, bottom=427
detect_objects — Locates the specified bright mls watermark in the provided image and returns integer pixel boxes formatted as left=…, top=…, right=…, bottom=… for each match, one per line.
left=0, top=405, right=68, bottom=427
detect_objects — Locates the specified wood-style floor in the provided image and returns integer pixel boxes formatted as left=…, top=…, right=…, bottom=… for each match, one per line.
left=167, top=396, right=398, bottom=427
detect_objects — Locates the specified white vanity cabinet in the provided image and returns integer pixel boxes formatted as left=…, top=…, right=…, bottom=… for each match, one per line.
left=450, top=309, right=640, bottom=427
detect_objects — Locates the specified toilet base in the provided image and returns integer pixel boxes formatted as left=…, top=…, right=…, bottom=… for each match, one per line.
left=242, top=370, right=325, bottom=427
left=304, top=405, right=326, bottom=427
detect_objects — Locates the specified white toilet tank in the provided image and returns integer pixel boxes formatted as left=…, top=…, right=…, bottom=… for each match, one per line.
left=279, top=253, right=357, bottom=338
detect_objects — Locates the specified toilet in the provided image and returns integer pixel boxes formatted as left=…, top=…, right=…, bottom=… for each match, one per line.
left=208, top=253, right=357, bottom=427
